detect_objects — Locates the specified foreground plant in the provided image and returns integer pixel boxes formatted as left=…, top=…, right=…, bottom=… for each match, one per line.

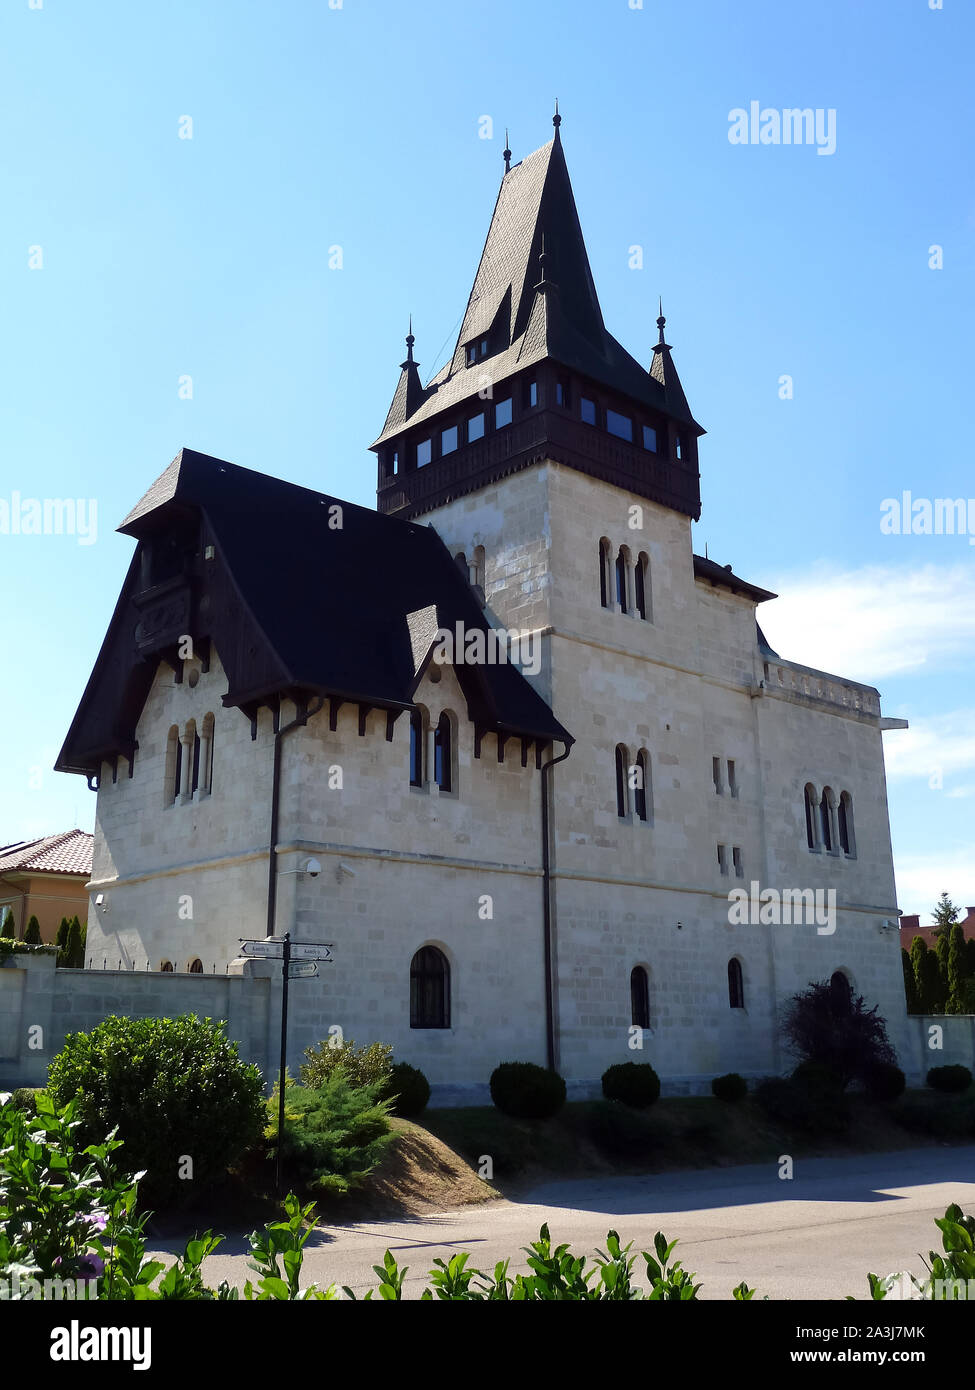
left=856, top=1204, right=975, bottom=1301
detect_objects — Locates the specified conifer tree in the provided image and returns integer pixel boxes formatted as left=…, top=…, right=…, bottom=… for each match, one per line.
left=0, top=908, right=15, bottom=939
left=65, top=916, right=84, bottom=969
left=22, top=915, right=42, bottom=945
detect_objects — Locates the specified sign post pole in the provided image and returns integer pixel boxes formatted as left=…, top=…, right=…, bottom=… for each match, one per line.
left=275, top=932, right=291, bottom=1198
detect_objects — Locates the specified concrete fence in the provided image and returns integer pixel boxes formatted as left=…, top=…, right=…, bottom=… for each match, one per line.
left=1, top=952, right=973, bottom=1095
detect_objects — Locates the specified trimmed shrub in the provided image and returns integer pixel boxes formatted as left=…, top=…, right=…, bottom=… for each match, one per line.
left=711, top=1072, right=748, bottom=1102
left=267, top=1073, right=396, bottom=1195
left=64, top=916, right=84, bottom=969
left=22, top=915, right=42, bottom=945
left=490, top=1062, right=566, bottom=1119
left=927, top=1064, right=972, bottom=1094
left=383, top=1062, right=430, bottom=1117
left=864, top=1062, right=906, bottom=1101
left=46, top=1014, right=265, bottom=1203
left=299, top=1038, right=392, bottom=1090
left=601, top=1063, right=661, bottom=1109
left=0, top=908, right=14, bottom=939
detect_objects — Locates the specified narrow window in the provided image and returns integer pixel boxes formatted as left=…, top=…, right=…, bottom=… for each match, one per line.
left=634, top=553, right=650, bottom=620
left=820, top=789, right=834, bottom=852
left=391, top=448, right=399, bottom=475
left=599, top=538, right=611, bottom=608
left=615, top=549, right=628, bottom=613
left=634, top=750, right=650, bottom=823
left=434, top=713, right=452, bottom=792
left=728, top=759, right=738, bottom=798
left=471, top=545, right=485, bottom=589
left=417, top=438, right=432, bottom=467
left=410, top=945, right=450, bottom=1028
left=479, top=337, right=488, bottom=358
left=615, top=745, right=629, bottom=818
left=409, top=710, right=424, bottom=787
left=581, top=397, right=597, bottom=425
left=642, top=424, right=658, bottom=453
left=166, top=725, right=181, bottom=805
left=441, top=425, right=458, bottom=456
left=495, top=398, right=513, bottom=429
left=732, top=846, right=743, bottom=879
left=527, top=381, right=538, bottom=408
left=675, top=433, right=683, bottom=460
left=468, top=412, right=485, bottom=442
left=466, top=344, right=477, bottom=366
left=556, top=381, right=568, bottom=407
left=713, top=757, right=723, bottom=795
left=630, top=966, right=650, bottom=1029
left=191, top=729, right=201, bottom=794
left=839, top=792, right=856, bottom=857
left=606, top=409, right=633, bottom=442
left=728, top=959, right=745, bottom=1009
left=804, top=784, right=818, bottom=850
left=717, top=843, right=728, bottom=876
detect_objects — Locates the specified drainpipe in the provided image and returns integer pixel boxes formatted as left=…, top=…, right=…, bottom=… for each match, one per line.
left=266, top=696, right=325, bottom=938
left=540, top=739, right=572, bottom=1071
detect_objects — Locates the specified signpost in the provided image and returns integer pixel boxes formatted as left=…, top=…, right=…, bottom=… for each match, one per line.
left=239, top=933, right=333, bottom=1195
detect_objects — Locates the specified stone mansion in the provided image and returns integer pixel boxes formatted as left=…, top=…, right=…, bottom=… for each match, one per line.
left=57, top=117, right=910, bottom=1097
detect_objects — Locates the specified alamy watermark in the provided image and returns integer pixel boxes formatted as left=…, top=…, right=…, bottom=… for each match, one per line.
left=0, top=493, right=97, bottom=545
left=432, top=622, right=540, bottom=677
left=728, top=880, right=837, bottom=935
left=880, top=491, right=975, bottom=544
left=728, top=102, right=836, bottom=156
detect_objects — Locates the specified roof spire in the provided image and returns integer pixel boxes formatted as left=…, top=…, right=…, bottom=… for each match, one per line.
left=503, top=129, right=511, bottom=175
left=405, top=315, right=415, bottom=364
left=656, top=298, right=666, bottom=345
left=553, top=98, right=561, bottom=136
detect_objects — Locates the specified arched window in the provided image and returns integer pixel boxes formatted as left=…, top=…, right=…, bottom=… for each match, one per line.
left=200, top=712, right=215, bottom=795
left=830, top=970, right=852, bottom=1010
left=434, top=713, right=453, bottom=792
left=166, top=725, right=181, bottom=805
left=728, top=958, right=745, bottom=1009
left=820, top=787, right=835, bottom=853
left=630, top=965, right=650, bottom=1029
left=160, top=960, right=173, bottom=972
left=598, top=538, right=612, bottom=608
left=188, top=719, right=201, bottom=795
left=634, top=749, right=651, bottom=823
left=838, top=792, right=856, bottom=856
left=615, top=744, right=629, bottom=818
left=635, top=552, right=651, bottom=621
left=804, top=784, right=818, bottom=849
left=410, top=945, right=450, bottom=1029
left=615, top=547, right=629, bottom=613
left=409, top=709, right=424, bottom=787
left=188, top=958, right=203, bottom=974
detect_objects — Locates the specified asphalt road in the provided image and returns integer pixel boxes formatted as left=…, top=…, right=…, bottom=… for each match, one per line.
left=149, top=1145, right=975, bottom=1300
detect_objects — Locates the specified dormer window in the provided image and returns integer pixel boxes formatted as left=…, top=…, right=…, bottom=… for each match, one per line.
left=466, top=338, right=490, bottom=366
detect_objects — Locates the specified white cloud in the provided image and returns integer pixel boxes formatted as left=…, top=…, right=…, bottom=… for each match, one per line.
left=893, top=845, right=975, bottom=920
left=881, top=709, right=975, bottom=783
left=757, top=562, right=975, bottom=683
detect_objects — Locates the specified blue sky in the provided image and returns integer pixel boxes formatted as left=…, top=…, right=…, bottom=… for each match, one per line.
left=1, top=0, right=971, bottom=919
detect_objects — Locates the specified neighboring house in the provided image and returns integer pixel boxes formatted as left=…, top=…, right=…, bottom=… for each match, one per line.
left=55, top=119, right=910, bottom=1096
left=900, top=908, right=975, bottom=952
left=0, top=830, right=93, bottom=942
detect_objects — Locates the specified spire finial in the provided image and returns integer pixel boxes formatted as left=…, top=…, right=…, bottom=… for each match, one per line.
left=553, top=98, right=561, bottom=132
left=405, top=315, right=415, bottom=362
left=656, top=298, right=667, bottom=345
left=503, top=128, right=511, bottom=175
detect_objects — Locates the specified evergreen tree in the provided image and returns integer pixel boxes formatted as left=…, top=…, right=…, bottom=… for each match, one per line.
left=909, top=936, right=928, bottom=1009
left=947, top=923, right=967, bottom=1014
left=901, top=948, right=921, bottom=1013
left=22, top=915, right=42, bottom=945
left=932, top=891, right=959, bottom=937
left=919, top=949, right=945, bottom=1014
left=64, top=916, right=84, bottom=969
left=966, top=936, right=975, bottom=980
left=55, top=916, right=70, bottom=966
left=0, top=907, right=15, bottom=939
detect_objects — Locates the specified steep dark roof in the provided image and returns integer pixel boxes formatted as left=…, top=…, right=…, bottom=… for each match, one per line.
left=372, top=131, right=702, bottom=448
left=57, top=450, right=571, bottom=779
left=692, top=555, right=777, bottom=604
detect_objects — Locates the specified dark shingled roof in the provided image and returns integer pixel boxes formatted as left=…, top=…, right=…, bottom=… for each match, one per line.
left=372, top=132, right=701, bottom=448
left=57, top=449, right=571, bottom=778
left=692, top=555, right=777, bottom=604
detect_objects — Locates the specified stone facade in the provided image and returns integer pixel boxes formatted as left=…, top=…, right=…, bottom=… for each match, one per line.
left=79, top=453, right=910, bottom=1099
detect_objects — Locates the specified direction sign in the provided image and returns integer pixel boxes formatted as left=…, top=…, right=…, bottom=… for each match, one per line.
left=239, top=939, right=333, bottom=962
left=288, top=942, right=332, bottom=963
left=240, top=939, right=285, bottom=959
left=288, top=961, right=319, bottom=979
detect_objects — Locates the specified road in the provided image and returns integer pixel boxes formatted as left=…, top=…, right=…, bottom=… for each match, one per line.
left=150, top=1145, right=975, bottom=1300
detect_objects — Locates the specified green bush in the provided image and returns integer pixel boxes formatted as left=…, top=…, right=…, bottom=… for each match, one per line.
left=383, top=1062, right=430, bottom=1117
left=299, top=1037, right=393, bottom=1090
left=0, top=908, right=14, bottom=939
left=711, top=1072, right=748, bottom=1102
left=755, top=1075, right=850, bottom=1134
left=10, top=1087, right=42, bottom=1117
left=782, top=980, right=896, bottom=1087
left=46, top=1014, right=266, bottom=1203
left=864, top=1062, right=906, bottom=1101
left=63, top=915, right=84, bottom=969
left=490, top=1062, right=566, bottom=1119
left=267, top=1072, right=396, bottom=1195
left=927, top=1064, right=973, bottom=1094
left=601, top=1062, right=661, bottom=1109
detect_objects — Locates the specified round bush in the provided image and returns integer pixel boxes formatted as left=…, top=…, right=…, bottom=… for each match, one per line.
left=490, top=1062, right=566, bottom=1119
left=601, top=1062, right=661, bottom=1109
left=711, top=1072, right=748, bottom=1102
left=864, top=1062, right=906, bottom=1101
left=384, top=1062, right=430, bottom=1117
left=927, top=1064, right=973, bottom=1094
left=47, top=1014, right=266, bottom=1203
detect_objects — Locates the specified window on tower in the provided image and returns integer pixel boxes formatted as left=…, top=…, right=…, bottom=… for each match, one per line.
left=417, top=438, right=432, bottom=467
left=642, top=425, right=658, bottom=453
left=441, top=425, right=458, bottom=456
left=468, top=412, right=485, bottom=442
left=495, top=398, right=513, bottom=429
left=606, top=410, right=632, bottom=442
left=581, top=397, right=597, bottom=425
